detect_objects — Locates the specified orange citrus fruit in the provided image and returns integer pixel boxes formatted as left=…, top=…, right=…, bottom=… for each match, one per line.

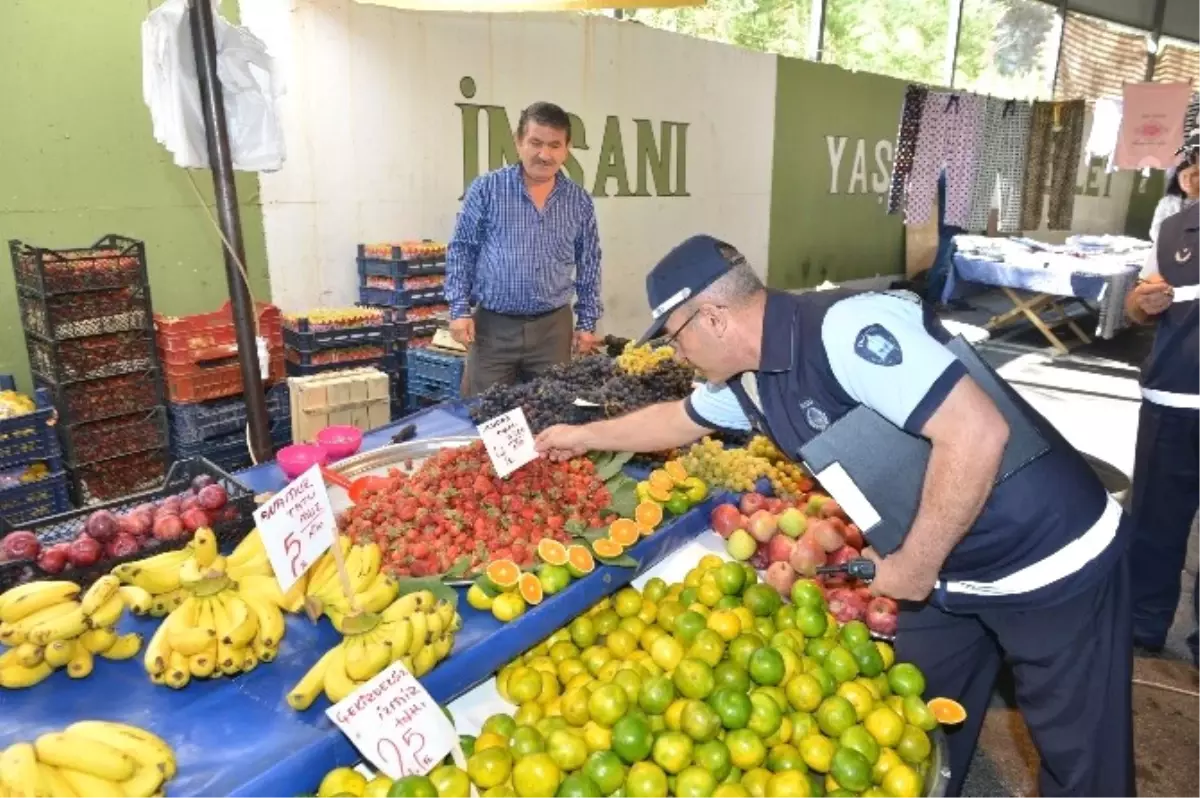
left=928, top=697, right=967, bottom=725
left=635, top=501, right=664, bottom=529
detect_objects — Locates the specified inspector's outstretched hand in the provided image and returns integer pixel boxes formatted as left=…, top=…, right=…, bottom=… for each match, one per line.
left=535, top=424, right=592, bottom=461
left=861, top=546, right=938, bottom=603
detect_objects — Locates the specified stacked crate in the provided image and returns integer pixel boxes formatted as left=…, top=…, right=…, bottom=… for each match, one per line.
left=0, top=376, right=71, bottom=524
left=157, top=301, right=288, bottom=470
left=10, top=235, right=170, bottom=506
left=356, top=241, right=450, bottom=415
left=405, top=348, right=466, bottom=412
left=283, top=308, right=397, bottom=378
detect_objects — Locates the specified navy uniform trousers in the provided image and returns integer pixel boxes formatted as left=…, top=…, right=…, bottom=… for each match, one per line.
left=895, top=550, right=1135, bottom=797
left=1129, top=401, right=1200, bottom=658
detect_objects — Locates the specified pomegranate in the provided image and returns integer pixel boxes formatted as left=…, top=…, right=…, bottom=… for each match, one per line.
left=67, top=535, right=102, bottom=568
left=746, top=510, right=778, bottom=544
left=828, top=545, right=859, bottom=567
left=866, top=596, right=899, bottom=636
left=84, top=510, right=118, bottom=543
left=181, top=508, right=210, bottom=533
left=819, top=499, right=845, bottom=520
left=37, top=544, right=70, bottom=574
left=764, top=561, right=797, bottom=597
left=807, top=518, right=844, bottom=553
left=106, top=533, right=141, bottom=559
left=153, top=514, right=186, bottom=541
left=788, top=536, right=825, bottom=577
left=191, top=474, right=216, bottom=492
left=197, top=484, right=228, bottom=511
left=159, top=496, right=182, bottom=516
left=763, top=497, right=785, bottom=515
left=180, top=495, right=200, bottom=514
left=130, top=512, right=154, bottom=538
left=1, top=531, right=41, bottom=561
left=828, top=588, right=867, bottom=623
left=842, top=524, right=865, bottom=551
left=710, top=504, right=746, bottom=539
left=739, top=492, right=766, bottom=516
left=766, top=533, right=796, bottom=564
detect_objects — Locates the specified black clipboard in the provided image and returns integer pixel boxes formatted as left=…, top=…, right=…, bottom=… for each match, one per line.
left=798, top=336, right=1049, bottom=555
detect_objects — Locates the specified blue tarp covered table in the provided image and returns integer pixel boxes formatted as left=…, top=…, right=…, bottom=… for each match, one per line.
left=0, top=403, right=718, bottom=797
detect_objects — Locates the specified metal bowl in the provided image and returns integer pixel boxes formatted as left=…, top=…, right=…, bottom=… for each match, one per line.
left=925, top=727, right=952, bottom=797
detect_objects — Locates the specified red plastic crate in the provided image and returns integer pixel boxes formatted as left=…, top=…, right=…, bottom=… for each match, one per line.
left=155, top=301, right=283, bottom=368
left=163, top=348, right=285, bottom=404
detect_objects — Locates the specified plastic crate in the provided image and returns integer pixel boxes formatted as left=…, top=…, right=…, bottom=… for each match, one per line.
left=34, top=369, right=164, bottom=427
left=156, top=301, right=283, bottom=369
left=283, top=316, right=396, bottom=353
left=66, top=447, right=170, bottom=506
left=0, top=469, right=71, bottom=528
left=163, top=348, right=285, bottom=404
left=407, top=373, right=460, bottom=403
left=170, top=417, right=292, bottom=461
left=408, top=348, right=465, bottom=389
left=27, top=329, right=158, bottom=384
left=9, top=235, right=148, bottom=296
left=0, top=376, right=61, bottom=470
left=0, top=457, right=256, bottom=591
left=358, top=284, right=446, bottom=308
left=166, top=383, right=290, bottom=445
left=18, top=283, right=152, bottom=341
left=285, top=353, right=397, bottom=378
left=58, top=406, right=169, bottom=468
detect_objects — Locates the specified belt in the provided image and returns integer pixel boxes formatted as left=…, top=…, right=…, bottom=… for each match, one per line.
left=940, top=496, right=1122, bottom=596
left=479, top=306, right=568, bottom=322
left=1141, top=387, right=1200, bottom=409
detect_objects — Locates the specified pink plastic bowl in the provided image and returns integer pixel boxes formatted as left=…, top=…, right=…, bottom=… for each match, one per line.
left=316, top=425, right=364, bottom=460
left=276, top=443, right=329, bottom=480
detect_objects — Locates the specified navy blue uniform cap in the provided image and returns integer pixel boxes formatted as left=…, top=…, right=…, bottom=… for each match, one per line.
left=635, top=235, right=742, bottom=345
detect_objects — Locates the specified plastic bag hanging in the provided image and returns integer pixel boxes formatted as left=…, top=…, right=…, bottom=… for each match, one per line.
left=142, top=0, right=286, bottom=172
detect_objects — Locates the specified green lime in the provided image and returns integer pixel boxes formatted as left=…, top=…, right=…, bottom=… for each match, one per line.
left=611, top=714, right=654, bottom=764
left=887, top=663, right=926, bottom=698
left=742, top=585, right=782, bottom=617
left=713, top=661, right=752, bottom=693
left=694, top=739, right=733, bottom=782
left=466, top=747, right=514, bottom=790
left=548, top=729, right=589, bottom=772
left=651, top=731, right=694, bottom=775
left=785, top=673, right=824, bottom=712
left=795, top=607, right=828, bottom=638
left=583, top=750, right=626, bottom=795
left=850, top=641, right=884, bottom=678
left=748, top=648, right=785, bottom=686
left=815, top=695, right=857, bottom=737
left=839, top=620, right=871, bottom=649
left=673, top=612, right=707, bottom=645
left=386, top=775, right=437, bottom=797
left=681, top=700, right=723, bottom=742
left=673, top=658, right=715, bottom=700
left=539, top=564, right=572, bottom=595
left=766, top=743, right=807, bottom=773
left=675, top=765, right=718, bottom=797
left=639, top=675, right=676, bottom=715
left=510, top=725, right=546, bottom=758
left=809, top=666, right=837, bottom=698
left=804, top=637, right=835, bottom=663
left=708, top=687, right=753, bottom=730
left=625, top=761, right=669, bottom=798
left=747, top=691, right=782, bottom=739
left=512, top=752, right=563, bottom=798
left=728, top=635, right=763, bottom=670
left=429, top=765, right=470, bottom=798
left=570, top=616, right=598, bottom=648
left=830, top=747, right=872, bottom=792
left=481, top=713, right=517, bottom=739
left=823, top=647, right=860, bottom=683
left=715, top=562, right=747, bottom=595
left=556, top=772, right=601, bottom=797
left=725, top=729, right=767, bottom=771
left=790, top=580, right=825, bottom=610
left=839, top=724, right=880, bottom=765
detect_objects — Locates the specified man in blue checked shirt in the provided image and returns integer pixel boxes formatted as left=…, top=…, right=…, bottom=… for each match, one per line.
left=446, top=101, right=603, bottom=396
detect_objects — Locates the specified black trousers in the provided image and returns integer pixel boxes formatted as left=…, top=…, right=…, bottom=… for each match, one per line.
left=895, top=555, right=1135, bottom=796
left=1128, top=401, right=1199, bottom=657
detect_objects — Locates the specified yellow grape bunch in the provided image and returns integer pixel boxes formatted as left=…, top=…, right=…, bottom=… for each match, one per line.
left=615, top=343, right=677, bottom=376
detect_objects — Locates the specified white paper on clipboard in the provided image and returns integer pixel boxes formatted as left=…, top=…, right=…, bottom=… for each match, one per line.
left=812, top=462, right=882, bottom=532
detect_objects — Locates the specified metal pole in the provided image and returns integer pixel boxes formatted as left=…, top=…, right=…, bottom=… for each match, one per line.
left=807, top=0, right=827, bottom=61
left=1144, top=0, right=1167, bottom=81
left=944, top=0, right=964, bottom=88
left=187, top=0, right=274, bottom=464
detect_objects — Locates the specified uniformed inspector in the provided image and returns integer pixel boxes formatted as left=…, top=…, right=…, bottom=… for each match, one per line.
left=536, top=235, right=1134, bottom=797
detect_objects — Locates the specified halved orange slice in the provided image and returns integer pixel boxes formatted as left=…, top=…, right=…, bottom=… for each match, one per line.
left=664, top=460, right=689, bottom=485
left=608, top=518, right=640, bottom=547
left=928, top=697, right=967, bottom=725
left=634, top=501, right=664, bottom=529
left=593, top=539, right=624, bottom=558
left=648, top=469, right=675, bottom=492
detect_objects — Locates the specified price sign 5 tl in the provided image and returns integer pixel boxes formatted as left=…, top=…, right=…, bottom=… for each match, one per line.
left=253, top=463, right=337, bottom=593
left=327, top=660, right=457, bottom=780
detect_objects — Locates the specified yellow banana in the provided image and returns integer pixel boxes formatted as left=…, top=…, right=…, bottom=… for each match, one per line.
left=430, top=633, right=453, bottom=661
left=287, top=646, right=338, bottom=710
left=100, top=632, right=142, bottom=661
left=280, top=571, right=309, bottom=613
left=80, top=575, right=120, bottom=616
left=165, top=650, right=189, bottom=689
left=0, top=579, right=76, bottom=613
left=66, top=646, right=94, bottom=679
left=142, top=621, right=170, bottom=677
left=127, top=564, right=181, bottom=596
left=188, top=651, right=215, bottom=678
left=57, top=767, right=123, bottom=798
left=166, top=625, right=216, bottom=657
left=0, top=739, right=45, bottom=796
left=80, top=627, right=118, bottom=654
left=240, top=649, right=259, bottom=673
left=13, top=642, right=43, bottom=668
left=322, top=645, right=359, bottom=703
left=383, top=591, right=424, bottom=622
left=425, top=608, right=445, bottom=640
left=228, top=554, right=271, bottom=582
left=306, top=537, right=352, bottom=599
left=0, top=622, right=25, bottom=647
left=178, top=557, right=203, bottom=588
left=85, top=595, right=123, bottom=629
left=37, top=763, right=76, bottom=798
left=149, top=588, right=185, bottom=617
left=216, top=639, right=242, bottom=676
left=347, top=544, right=382, bottom=595
left=411, top=645, right=437, bottom=677
left=118, top=585, right=153, bottom=615
left=63, top=723, right=175, bottom=781
left=221, top=595, right=258, bottom=648
left=345, top=638, right=391, bottom=681
left=0, top=582, right=79, bottom=624
left=27, top=604, right=87, bottom=646
left=241, top=591, right=284, bottom=648
left=120, top=761, right=164, bottom=798
left=236, top=574, right=285, bottom=608
left=436, top=601, right=456, bottom=630
left=209, top=592, right=232, bottom=640
left=253, top=638, right=277, bottom=663
left=164, top=596, right=199, bottom=636
left=44, top=638, right=76, bottom=668
left=383, top=619, right=414, bottom=658
left=406, top=611, right=428, bottom=657
left=228, top=529, right=265, bottom=567
left=34, top=733, right=136, bottom=782
left=357, top=574, right=400, bottom=614
left=193, top=528, right=218, bottom=568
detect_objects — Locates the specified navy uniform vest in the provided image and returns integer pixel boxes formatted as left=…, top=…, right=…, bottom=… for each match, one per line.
left=1141, top=205, right=1199, bottom=406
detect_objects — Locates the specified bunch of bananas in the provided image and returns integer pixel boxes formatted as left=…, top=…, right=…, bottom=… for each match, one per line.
left=0, top=576, right=140, bottom=689
left=113, top=528, right=307, bottom=617
left=614, top=341, right=677, bottom=375
left=0, top=721, right=175, bottom=798
left=303, top=537, right=399, bottom=630
left=141, top=529, right=287, bottom=688
left=288, top=590, right=461, bottom=710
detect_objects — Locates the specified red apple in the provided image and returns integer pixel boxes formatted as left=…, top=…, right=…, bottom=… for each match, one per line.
left=106, top=533, right=141, bottom=559
left=842, top=524, right=865, bottom=551
left=788, top=536, right=825, bottom=577
left=808, top=518, right=844, bottom=553
left=68, top=535, right=102, bottom=568
left=767, top=533, right=796, bottom=564
left=153, top=514, right=185, bottom=541
left=866, top=596, right=899, bottom=636
left=765, top=561, right=797, bottom=597
left=181, top=508, right=210, bottom=533
left=1, top=531, right=40, bottom=561
left=746, top=510, right=778, bottom=544
left=198, top=484, right=228, bottom=511
left=134, top=502, right=157, bottom=518
left=84, top=510, right=118, bottom=543
left=37, top=543, right=69, bottom=574
left=777, top=508, right=807, bottom=539
left=764, top=497, right=785, bottom=515
left=710, top=504, right=746, bottom=539
left=739, top=492, right=766, bottom=516
left=820, top=499, right=845, bottom=520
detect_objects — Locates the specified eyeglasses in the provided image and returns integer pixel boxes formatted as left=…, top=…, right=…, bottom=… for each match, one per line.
left=662, top=308, right=701, bottom=347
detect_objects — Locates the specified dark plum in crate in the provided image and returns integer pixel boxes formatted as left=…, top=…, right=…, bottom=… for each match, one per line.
left=0, top=457, right=256, bottom=591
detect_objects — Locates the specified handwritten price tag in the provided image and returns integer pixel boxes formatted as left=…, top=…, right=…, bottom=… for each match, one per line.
left=477, top=407, right=537, bottom=478
left=253, top=463, right=336, bottom=593
left=327, top=660, right=457, bottom=781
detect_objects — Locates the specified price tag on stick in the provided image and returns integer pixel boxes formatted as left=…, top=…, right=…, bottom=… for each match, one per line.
left=254, top=463, right=337, bottom=593
left=327, top=660, right=458, bottom=781
left=477, top=407, right=537, bottom=478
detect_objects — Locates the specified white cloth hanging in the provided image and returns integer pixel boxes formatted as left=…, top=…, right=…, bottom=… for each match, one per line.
left=142, top=0, right=286, bottom=172
left=1084, top=96, right=1122, bottom=172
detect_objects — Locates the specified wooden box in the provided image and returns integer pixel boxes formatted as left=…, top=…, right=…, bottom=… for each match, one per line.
left=288, top=367, right=391, bottom=443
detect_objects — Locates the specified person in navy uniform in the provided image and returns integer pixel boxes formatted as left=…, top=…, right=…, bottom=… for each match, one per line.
left=1125, top=143, right=1199, bottom=662
left=537, top=235, right=1133, bottom=797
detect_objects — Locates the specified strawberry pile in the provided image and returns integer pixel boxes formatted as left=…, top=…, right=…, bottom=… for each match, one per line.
left=338, top=442, right=612, bottom=578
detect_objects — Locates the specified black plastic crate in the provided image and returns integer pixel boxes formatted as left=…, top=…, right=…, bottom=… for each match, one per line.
left=18, top=283, right=152, bottom=341
left=283, top=315, right=396, bottom=353
left=0, top=457, right=256, bottom=591
left=34, top=368, right=165, bottom=427
left=0, top=464, right=71, bottom=528
left=66, top=447, right=169, bottom=507
left=358, top=284, right=445, bottom=308
left=167, top=383, right=290, bottom=446
left=357, top=254, right=446, bottom=279
left=58, top=406, right=169, bottom=468
left=28, top=329, right=159, bottom=384
left=170, top=417, right=291, bottom=461
left=285, top=352, right=396, bottom=377
left=0, top=376, right=61, bottom=470
left=9, top=235, right=149, bottom=296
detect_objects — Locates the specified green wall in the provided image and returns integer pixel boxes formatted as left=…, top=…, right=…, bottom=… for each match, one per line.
left=1125, top=171, right=1165, bottom=239
left=768, top=57, right=908, bottom=288
left=0, top=0, right=270, bottom=391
